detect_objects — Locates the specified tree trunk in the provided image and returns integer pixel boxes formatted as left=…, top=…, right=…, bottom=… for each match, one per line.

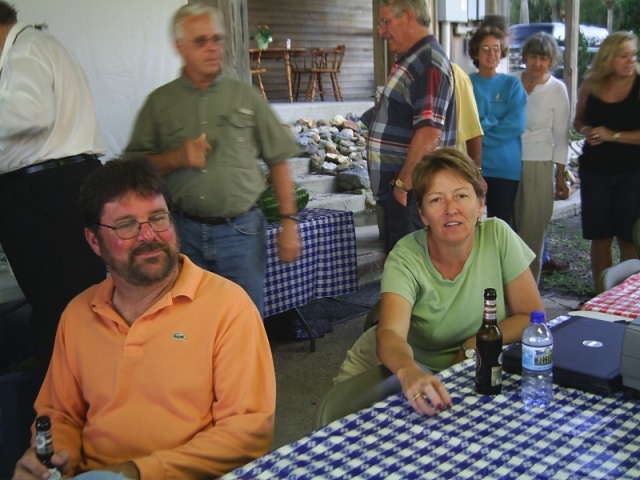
left=551, top=0, right=561, bottom=21
left=604, top=0, right=614, bottom=33
left=519, top=0, right=530, bottom=24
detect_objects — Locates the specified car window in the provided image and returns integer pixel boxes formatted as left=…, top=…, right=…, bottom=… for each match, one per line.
left=510, top=24, right=555, bottom=46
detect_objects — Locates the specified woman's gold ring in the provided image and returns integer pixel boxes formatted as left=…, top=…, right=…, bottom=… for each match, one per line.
left=412, top=392, right=421, bottom=401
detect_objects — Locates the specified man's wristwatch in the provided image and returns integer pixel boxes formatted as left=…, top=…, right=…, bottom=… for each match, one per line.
left=462, top=343, right=476, bottom=359
left=394, top=178, right=411, bottom=192
left=279, top=213, right=300, bottom=222
left=613, top=132, right=621, bottom=141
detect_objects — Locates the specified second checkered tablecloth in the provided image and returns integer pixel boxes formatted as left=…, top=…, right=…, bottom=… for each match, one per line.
left=263, top=208, right=357, bottom=318
left=582, top=272, right=640, bottom=319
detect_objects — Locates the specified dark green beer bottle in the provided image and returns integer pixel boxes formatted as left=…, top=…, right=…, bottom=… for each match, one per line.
left=35, top=416, right=62, bottom=480
left=475, top=288, right=503, bottom=395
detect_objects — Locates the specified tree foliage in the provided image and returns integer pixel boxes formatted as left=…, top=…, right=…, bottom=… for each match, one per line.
left=579, top=0, right=607, bottom=26
left=510, top=0, right=608, bottom=26
left=577, top=30, right=590, bottom=84
left=614, top=0, right=640, bottom=33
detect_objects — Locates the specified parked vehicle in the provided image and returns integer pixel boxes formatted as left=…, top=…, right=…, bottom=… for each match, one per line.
left=508, top=22, right=608, bottom=76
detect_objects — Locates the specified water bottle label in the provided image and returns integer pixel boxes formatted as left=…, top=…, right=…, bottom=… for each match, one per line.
left=522, top=344, right=552, bottom=371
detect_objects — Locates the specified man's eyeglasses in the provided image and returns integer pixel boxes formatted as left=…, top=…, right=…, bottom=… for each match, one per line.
left=480, top=45, right=502, bottom=53
left=191, top=35, right=224, bottom=48
left=97, top=212, right=173, bottom=240
left=378, top=17, right=392, bottom=28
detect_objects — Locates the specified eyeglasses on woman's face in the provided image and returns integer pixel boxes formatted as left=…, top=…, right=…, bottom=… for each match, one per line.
left=480, top=45, right=502, bottom=53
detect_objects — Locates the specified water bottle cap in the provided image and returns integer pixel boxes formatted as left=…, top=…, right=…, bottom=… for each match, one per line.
left=530, top=311, right=545, bottom=323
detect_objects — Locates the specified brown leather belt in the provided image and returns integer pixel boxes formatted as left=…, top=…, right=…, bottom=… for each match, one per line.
left=0, top=154, right=99, bottom=183
left=180, top=206, right=259, bottom=226
left=181, top=212, right=229, bottom=225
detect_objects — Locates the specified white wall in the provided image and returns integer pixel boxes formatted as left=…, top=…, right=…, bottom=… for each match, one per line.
left=13, top=0, right=186, bottom=159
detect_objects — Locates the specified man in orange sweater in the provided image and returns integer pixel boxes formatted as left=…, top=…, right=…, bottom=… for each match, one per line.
left=12, top=158, right=276, bottom=479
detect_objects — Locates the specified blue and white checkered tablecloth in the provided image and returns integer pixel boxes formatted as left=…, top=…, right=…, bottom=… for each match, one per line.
left=225, top=360, right=640, bottom=479
left=263, top=208, right=358, bottom=318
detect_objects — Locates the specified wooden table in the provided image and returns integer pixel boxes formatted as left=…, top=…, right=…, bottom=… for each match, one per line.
left=250, top=47, right=308, bottom=102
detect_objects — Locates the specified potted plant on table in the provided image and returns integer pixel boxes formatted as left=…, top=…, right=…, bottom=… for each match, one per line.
left=252, top=24, right=273, bottom=50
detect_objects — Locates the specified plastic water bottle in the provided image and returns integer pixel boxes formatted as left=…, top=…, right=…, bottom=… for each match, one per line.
left=521, top=311, right=553, bottom=408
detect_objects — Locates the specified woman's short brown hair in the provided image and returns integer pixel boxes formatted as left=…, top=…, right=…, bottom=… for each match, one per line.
left=412, top=147, right=484, bottom=207
left=468, top=25, right=508, bottom=68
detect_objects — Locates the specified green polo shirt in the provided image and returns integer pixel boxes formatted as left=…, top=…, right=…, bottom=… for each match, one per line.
left=126, top=74, right=300, bottom=218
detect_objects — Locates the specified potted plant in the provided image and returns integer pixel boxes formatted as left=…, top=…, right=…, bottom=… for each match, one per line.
left=251, top=24, right=273, bottom=49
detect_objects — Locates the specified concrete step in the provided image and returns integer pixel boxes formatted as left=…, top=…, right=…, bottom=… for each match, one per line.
left=306, top=193, right=365, bottom=212
left=288, top=157, right=368, bottom=213
left=294, top=174, right=336, bottom=195
left=551, top=189, right=581, bottom=221
left=287, top=157, right=311, bottom=177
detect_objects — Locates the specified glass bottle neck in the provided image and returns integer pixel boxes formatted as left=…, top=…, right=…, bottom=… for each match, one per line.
left=483, top=299, right=497, bottom=323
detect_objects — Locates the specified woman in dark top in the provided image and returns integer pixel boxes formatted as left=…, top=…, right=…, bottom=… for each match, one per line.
left=574, top=31, right=640, bottom=287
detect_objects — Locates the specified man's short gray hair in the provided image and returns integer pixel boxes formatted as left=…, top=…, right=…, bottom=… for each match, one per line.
left=172, top=3, right=225, bottom=41
left=378, top=0, right=430, bottom=28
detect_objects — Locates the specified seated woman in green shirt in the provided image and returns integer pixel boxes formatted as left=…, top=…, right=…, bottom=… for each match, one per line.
left=335, top=148, right=544, bottom=416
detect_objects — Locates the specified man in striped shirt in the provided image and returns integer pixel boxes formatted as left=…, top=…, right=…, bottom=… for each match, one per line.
left=369, top=0, right=457, bottom=253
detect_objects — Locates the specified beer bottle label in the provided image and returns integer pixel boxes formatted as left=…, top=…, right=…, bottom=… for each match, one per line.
left=490, top=365, right=503, bottom=386
left=35, top=431, right=53, bottom=456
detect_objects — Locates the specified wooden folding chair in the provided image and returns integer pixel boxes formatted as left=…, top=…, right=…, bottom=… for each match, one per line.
left=305, top=45, right=345, bottom=102
left=249, top=48, right=267, bottom=100
left=291, top=49, right=324, bottom=102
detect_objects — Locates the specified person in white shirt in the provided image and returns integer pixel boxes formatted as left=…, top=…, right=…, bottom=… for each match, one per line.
left=512, top=32, right=570, bottom=281
left=0, top=1, right=106, bottom=366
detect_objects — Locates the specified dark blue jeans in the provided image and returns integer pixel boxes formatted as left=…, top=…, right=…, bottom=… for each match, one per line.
left=378, top=190, right=425, bottom=254
left=484, top=176, right=519, bottom=224
left=175, top=208, right=267, bottom=316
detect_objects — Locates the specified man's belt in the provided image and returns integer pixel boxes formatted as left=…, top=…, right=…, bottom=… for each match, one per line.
left=0, top=154, right=99, bottom=183
left=180, top=206, right=259, bottom=226
left=181, top=212, right=229, bottom=226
